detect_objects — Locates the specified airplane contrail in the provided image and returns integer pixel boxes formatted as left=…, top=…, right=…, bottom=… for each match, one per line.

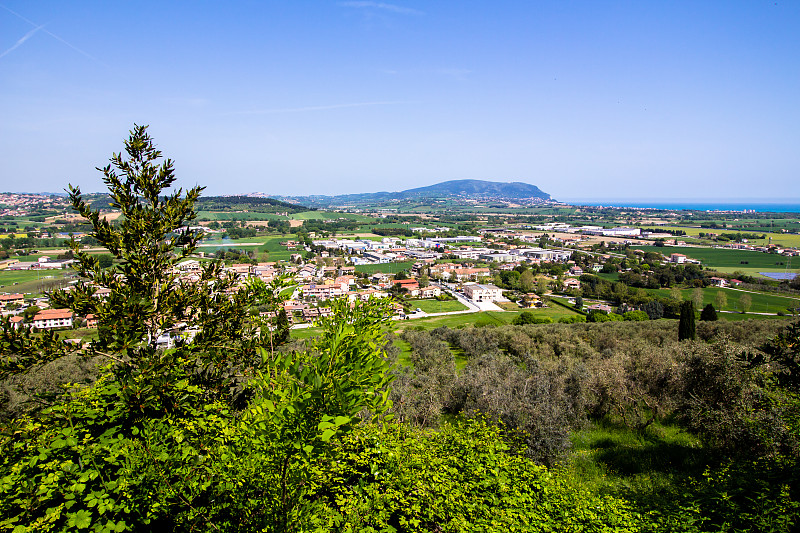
left=0, top=24, right=43, bottom=59
left=0, top=3, right=106, bottom=66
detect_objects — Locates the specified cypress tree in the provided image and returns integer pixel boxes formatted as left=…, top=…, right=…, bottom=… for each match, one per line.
left=679, top=300, right=696, bottom=341
left=700, top=303, right=718, bottom=321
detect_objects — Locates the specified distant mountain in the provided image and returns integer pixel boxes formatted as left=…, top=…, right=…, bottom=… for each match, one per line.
left=275, top=179, right=551, bottom=207
left=400, top=180, right=550, bottom=200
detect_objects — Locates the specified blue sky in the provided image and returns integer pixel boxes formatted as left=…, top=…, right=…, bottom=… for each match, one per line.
left=1, top=1, right=798, bottom=201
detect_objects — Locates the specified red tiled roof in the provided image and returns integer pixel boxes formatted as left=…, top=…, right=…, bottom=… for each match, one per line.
left=34, top=309, right=73, bottom=321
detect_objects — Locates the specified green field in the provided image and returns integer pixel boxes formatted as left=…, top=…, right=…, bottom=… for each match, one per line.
left=199, top=235, right=290, bottom=259
left=647, top=286, right=799, bottom=315
left=411, top=299, right=469, bottom=313
left=259, top=237, right=293, bottom=261
left=291, top=211, right=374, bottom=222
left=0, top=268, right=74, bottom=296
left=354, top=261, right=415, bottom=275
left=645, top=226, right=800, bottom=248
left=634, top=245, right=798, bottom=276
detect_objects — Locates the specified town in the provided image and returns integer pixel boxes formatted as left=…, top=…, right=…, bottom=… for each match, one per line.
left=2, top=191, right=798, bottom=345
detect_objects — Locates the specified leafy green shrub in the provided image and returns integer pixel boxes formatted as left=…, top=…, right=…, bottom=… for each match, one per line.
left=623, top=310, right=649, bottom=321
left=700, top=303, right=718, bottom=321
left=449, top=354, right=580, bottom=464
left=513, top=312, right=554, bottom=325
left=312, top=419, right=643, bottom=532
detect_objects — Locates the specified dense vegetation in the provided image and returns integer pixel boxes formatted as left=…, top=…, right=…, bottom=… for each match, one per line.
left=2, top=127, right=799, bottom=532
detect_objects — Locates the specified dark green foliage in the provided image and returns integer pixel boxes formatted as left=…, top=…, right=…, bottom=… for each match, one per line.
left=273, top=309, right=291, bottom=346
left=97, top=254, right=113, bottom=269
left=677, top=338, right=798, bottom=457
left=759, top=320, right=800, bottom=391
left=311, top=419, right=641, bottom=531
left=449, top=353, right=580, bottom=464
left=642, top=300, right=664, bottom=320
left=679, top=300, right=696, bottom=341
left=49, top=125, right=268, bottom=412
left=196, top=195, right=308, bottom=213
left=623, top=310, right=650, bottom=321
left=699, top=303, right=717, bottom=321
left=391, top=330, right=456, bottom=427
left=512, top=311, right=553, bottom=325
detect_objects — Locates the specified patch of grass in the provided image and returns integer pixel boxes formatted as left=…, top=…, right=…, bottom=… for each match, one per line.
left=596, top=272, right=620, bottom=282
left=411, top=299, right=468, bottom=313
left=279, top=284, right=297, bottom=299
left=289, top=326, right=321, bottom=340
left=565, top=417, right=708, bottom=502
left=354, top=261, right=414, bottom=275
left=392, top=335, right=412, bottom=367
left=259, top=236, right=294, bottom=261
left=396, top=309, right=543, bottom=330
left=718, top=312, right=793, bottom=321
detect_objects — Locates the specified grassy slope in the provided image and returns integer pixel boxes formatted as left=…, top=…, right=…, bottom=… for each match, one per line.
left=411, top=299, right=469, bottom=313
left=647, top=286, right=800, bottom=314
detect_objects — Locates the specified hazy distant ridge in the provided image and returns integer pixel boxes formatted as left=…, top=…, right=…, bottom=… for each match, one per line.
left=276, top=179, right=551, bottom=207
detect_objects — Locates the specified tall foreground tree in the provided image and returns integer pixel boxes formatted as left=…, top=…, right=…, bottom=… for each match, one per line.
left=0, top=125, right=396, bottom=532
left=679, top=300, right=696, bottom=341
left=50, top=124, right=269, bottom=410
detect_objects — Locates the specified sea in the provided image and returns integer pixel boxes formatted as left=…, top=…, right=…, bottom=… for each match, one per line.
left=563, top=201, right=800, bottom=213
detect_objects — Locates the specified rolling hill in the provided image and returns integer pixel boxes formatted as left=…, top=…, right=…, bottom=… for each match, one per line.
left=274, top=179, right=551, bottom=207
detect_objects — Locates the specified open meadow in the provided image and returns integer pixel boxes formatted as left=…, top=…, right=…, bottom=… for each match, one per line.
left=633, top=245, right=798, bottom=276
left=646, top=286, right=799, bottom=314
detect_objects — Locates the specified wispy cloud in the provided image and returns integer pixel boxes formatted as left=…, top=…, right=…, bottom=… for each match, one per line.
left=225, top=100, right=413, bottom=116
left=0, top=3, right=106, bottom=66
left=0, top=24, right=43, bottom=59
left=339, top=2, right=423, bottom=16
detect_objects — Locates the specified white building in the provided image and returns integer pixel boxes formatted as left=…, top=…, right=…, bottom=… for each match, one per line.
left=462, top=283, right=503, bottom=302
left=33, top=308, right=74, bottom=330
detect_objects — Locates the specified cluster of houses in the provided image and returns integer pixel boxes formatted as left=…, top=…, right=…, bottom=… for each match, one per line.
left=0, top=192, right=69, bottom=218
left=0, top=292, right=88, bottom=331
left=1, top=230, right=595, bottom=333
